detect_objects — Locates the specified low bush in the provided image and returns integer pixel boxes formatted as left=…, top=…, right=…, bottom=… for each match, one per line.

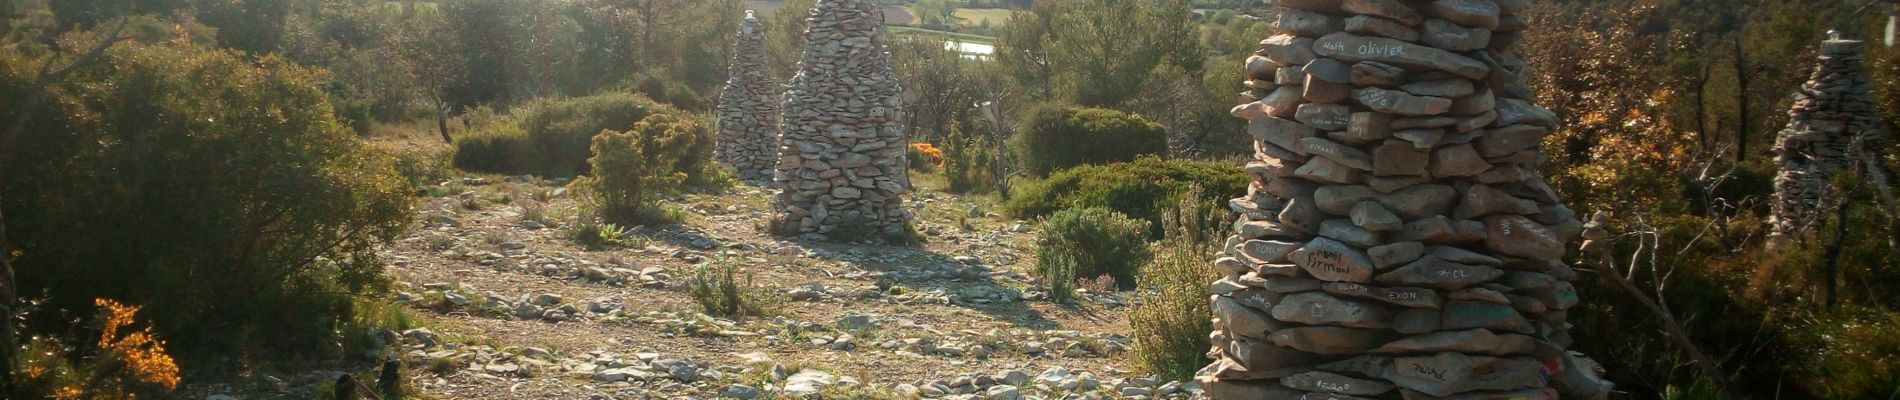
left=453, top=92, right=665, bottom=177
left=575, top=113, right=714, bottom=225
left=1130, top=237, right=1216, bottom=382
left=687, top=260, right=773, bottom=320
left=941, top=123, right=1004, bottom=194
left=1006, top=156, right=1247, bottom=237
left=0, top=34, right=414, bottom=367
left=1033, top=207, right=1152, bottom=301
left=909, top=142, right=943, bottom=173
left=1010, top=104, right=1168, bottom=177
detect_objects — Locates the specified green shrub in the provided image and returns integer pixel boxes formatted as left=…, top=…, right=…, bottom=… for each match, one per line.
left=1006, top=156, right=1247, bottom=237
left=1130, top=237, right=1216, bottom=382
left=1034, top=207, right=1152, bottom=300
left=453, top=92, right=665, bottom=177
left=575, top=113, right=711, bottom=225
left=687, top=260, right=773, bottom=320
left=1011, top=104, right=1168, bottom=176
left=0, top=37, right=413, bottom=365
left=941, top=123, right=1004, bottom=194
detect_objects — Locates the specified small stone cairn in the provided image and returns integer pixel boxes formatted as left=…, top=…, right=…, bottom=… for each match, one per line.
left=1199, top=0, right=1613, bottom=398
left=1770, top=32, right=1888, bottom=241
left=714, top=11, right=783, bottom=183
left=770, top=0, right=911, bottom=240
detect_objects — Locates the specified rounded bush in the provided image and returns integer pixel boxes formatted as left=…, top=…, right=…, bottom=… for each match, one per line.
left=1006, top=156, right=1248, bottom=237
left=1034, top=207, right=1153, bottom=297
left=1011, top=104, right=1168, bottom=176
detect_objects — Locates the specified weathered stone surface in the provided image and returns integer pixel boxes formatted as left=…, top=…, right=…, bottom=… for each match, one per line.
left=1271, top=326, right=1388, bottom=355
left=1369, top=241, right=1426, bottom=269
left=1250, top=117, right=1316, bottom=153
left=771, top=0, right=910, bottom=238
left=1321, top=219, right=1382, bottom=248
left=1400, top=78, right=1476, bottom=99
left=1483, top=215, right=1564, bottom=260
left=1491, top=98, right=1559, bottom=128
left=1342, top=0, right=1424, bottom=25
left=1292, top=237, right=1378, bottom=283
left=1393, top=129, right=1444, bottom=149
left=1277, top=8, right=1345, bottom=36
left=1351, top=201, right=1404, bottom=231
left=1341, top=112, right=1396, bottom=144
left=1351, top=61, right=1406, bottom=86
left=1282, top=371, right=1397, bottom=396
left=1375, top=256, right=1504, bottom=290
left=1345, top=15, right=1420, bottom=42
left=1261, top=34, right=1319, bottom=67
left=1455, top=184, right=1539, bottom=219
left=1430, top=246, right=1503, bottom=265
left=1441, top=300, right=1534, bottom=333
left=1242, top=240, right=1306, bottom=264
left=1373, top=140, right=1431, bottom=177
left=1425, top=0, right=1502, bottom=29
left=1271, top=292, right=1392, bottom=329
left=1216, top=295, right=1284, bottom=339
left=1281, top=196, right=1328, bottom=234
left=714, top=12, right=782, bottom=182
left=1297, top=157, right=1364, bottom=184
left=1476, top=124, right=1549, bottom=158
left=1297, top=103, right=1354, bottom=131
left=1421, top=18, right=1492, bottom=51
left=1306, top=77, right=1356, bottom=103
left=1317, top=185, right=1377, bottom=215
left=1324, top=282, right=1443, bottom=309
left=1429, top=144, right=1491, bottom=177
left=1393, top=308, right=1442, bottom=334
left=1200, top=377, right=1304, bottom=399
left=1305, top=137, right=1376, bottom=170
left=1314, top=33, right=1490, bottom=79
left=1355, top=88, right=1452, bottom=116
left=1390, top=353, right=1546, bottom=396
left=1372, top=329, right=1537, bottom=355
left=1376, top=183, right=1457, bottom=219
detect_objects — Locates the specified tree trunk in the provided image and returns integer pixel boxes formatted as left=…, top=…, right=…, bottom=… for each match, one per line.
left=435, top=101, right=452, bottom=144
left=1733, top=36, right=1752, bottom=164
left=1824, top=192, right=1850, bottom=309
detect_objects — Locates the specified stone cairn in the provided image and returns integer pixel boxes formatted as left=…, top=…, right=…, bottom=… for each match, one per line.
left=715, top=11, right=783, bottom=183
left=1770, top=33, right=1888, bottom=241
left=769, top=0, right=911, bottom=239
left=1198, top=0, right=1613, bottom=398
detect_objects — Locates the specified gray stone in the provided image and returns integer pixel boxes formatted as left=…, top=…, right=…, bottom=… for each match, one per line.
left=1351, top=201, right=1404, bottom=231
left=1304, top=138, right=1375, bottom=171
left=1491, top=98, right=1560, bottom=128
left=1306, top=76, right=1356, bottom=103
left=1369, top=241, right=1426, bottom=269
left=1390, top=353, right=1546, bottom=396
left=1261, top=34, right=1319, bottom=67
left=1373, top=140, right=1431, bottom=177
left=1425, top=0, right=1502, bottom=29
left=1320, top=219, right=1382, bottom=248
left=1323, top=282, right=1443, bottom=309
left=1281, top=196, right=1328, bottom=233
left=1483, top=215, right=1564, bottom=261
left=1317, top=185, right=1378, bottom=215
left=1341, top=112, right=1395, bottom=144
left=1281, top=0, right=1347, bottom=13
left=1242, top=240, right=1305, bottom=264
left=1277, top=8, right=1344, bottom=36
left=1296, top=157, right=1364, bottom=184
left=1373, top=328, right=1537, bottom=355
left=1277, top=65, right=1308, bottom=85
left=1351, top=61, right=1406, bottom=86
left=1314, top=33, right=1490, bottom=80
left=1455, top=184, right=1539, bottom=219
left=1345, top=15, right=1420, bottom=42
left=1393, top=308, right=1442, bottom=334
left=1227, top=336, right=1324, bottom=371
left=1281, top=371, right=1397, bottom=396
left=1375, top=183, right=1457, bottom=219
left=1393, top=116, right=1457, bottom=130
left=1271, top=292, right=1392, bottom=329
left=1306, top=58, right=1354, bottom=83
left=1430, top=246, right=1503, bottom=265
left=1421, top=18, right=1492, bottom=51
left=1430, top=144, right=1491, bottom=177
left=1355, top=88, right=1452, bottom=116
left=1271, top=326, right=1388, bottom=355
left=1441, top=299, right=1535, bottom=333
left=1394, top=129, right=1445, bottom=149
left=1368, top=175, right=1431, bottom=193
left=1251, top=117, right=1316, bottom=155
left=1341, top=0, right=1424, bottom=26
left=1476, top=124, right=1549, bottom=158
left=1400, top=78, right=1476, bottom=98
left=1297, top=103, right=1354, bottom=131
left=1291, top=237, right=1378, bottom=283
left=1375, top=256, right=1504, bottom=290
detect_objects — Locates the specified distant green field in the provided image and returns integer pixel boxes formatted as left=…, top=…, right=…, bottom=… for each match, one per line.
left=887, top=26, right=995, bottom=45
left=952, top=8, right=1014, bottom=28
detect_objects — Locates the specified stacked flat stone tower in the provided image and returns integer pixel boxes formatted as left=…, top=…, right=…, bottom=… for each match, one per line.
left=715, top=11, right=783, bottom=183
left=769, top=0, right=911, bottom=239
left=1199, top=0, right=1612, bottom=398
left=1770, top=33, right=1888, bottom=241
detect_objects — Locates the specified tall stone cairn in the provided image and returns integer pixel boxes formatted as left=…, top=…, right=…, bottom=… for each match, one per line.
left=770, top=0, right=911, bottom=239
left=1198, top=0, right=1614, bottom=398
left=1770, top=33, right=1888, bottom=241
left=715, top=11, right=783, bottom=183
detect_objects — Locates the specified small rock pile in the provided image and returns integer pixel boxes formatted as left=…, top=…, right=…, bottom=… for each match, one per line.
left=715, top=11, right=783, bottom=183
left=1201, top=0, right=1613, bottom=398
left=770, top=0, right=912, bottom=240
left=1770, top=33, right=1888, bottom=240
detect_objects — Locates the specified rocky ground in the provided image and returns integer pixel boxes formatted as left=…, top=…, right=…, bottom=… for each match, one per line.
left=366, top=174, right=1203, bottom=399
